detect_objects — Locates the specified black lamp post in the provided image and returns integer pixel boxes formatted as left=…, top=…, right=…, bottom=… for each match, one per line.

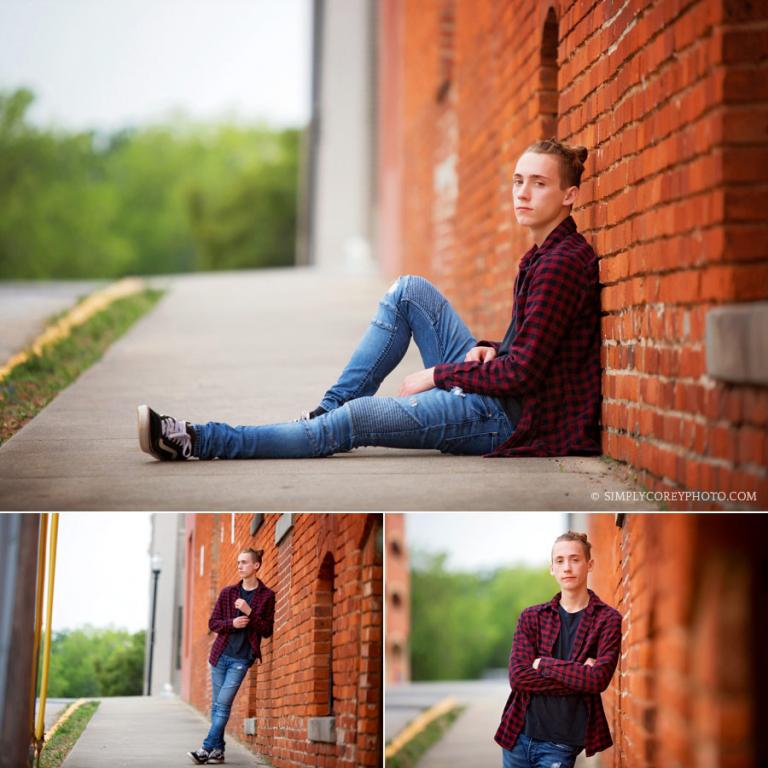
left=147, top=554, right=162, bottom=696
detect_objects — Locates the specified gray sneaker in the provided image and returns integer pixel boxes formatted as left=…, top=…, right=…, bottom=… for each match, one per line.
left=138, top=404, right=193, bottom=461
left=187, top=748, right=210, bottom=764
left=207, top=749, right=225, bottom=763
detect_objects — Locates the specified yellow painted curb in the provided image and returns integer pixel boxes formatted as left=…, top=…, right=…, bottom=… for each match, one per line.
left=0, top=277, right=146, bottom=382
left=43, top=698, right=88, bottom=743
left=385, top=696, right=459, bottom=759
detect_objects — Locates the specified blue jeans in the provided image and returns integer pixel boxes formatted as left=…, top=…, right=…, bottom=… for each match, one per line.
left=502, top=734, right=581, bottom=768
left=202, top=654, right=249, bottom=752
left=193, top=275, right=516, bottom=459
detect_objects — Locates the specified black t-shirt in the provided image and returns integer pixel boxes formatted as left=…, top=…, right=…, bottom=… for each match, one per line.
left=523, top=603, right=588, bottom=747
left=222, top=585, right=258, bottom=661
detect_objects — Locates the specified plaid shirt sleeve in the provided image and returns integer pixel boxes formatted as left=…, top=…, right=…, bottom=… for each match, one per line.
left=433, top=249, right=590, bottom=397
left=509, top=609, right=578, bottom=696
left=537, top=609, right=622, bottom=693
left=249, top=589, right=275, bottom=638
left=208, top=588, right=234, bottom=634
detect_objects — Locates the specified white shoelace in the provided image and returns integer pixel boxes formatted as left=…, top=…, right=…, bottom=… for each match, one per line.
left=161, top=416, right=192, bottom=458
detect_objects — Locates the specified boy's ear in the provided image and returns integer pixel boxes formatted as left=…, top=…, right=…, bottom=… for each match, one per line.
left=563, top=185, right=578, bottom=207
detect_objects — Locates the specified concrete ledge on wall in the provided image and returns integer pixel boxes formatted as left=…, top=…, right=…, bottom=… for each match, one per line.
left=243, top=717, right=257, bottom=736
left=307, top=716, right=336, bottom=743
left=706, top=302, right=768, bottom=385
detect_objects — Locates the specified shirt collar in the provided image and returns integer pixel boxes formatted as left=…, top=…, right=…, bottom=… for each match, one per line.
left=548, top=588, right=601, bottom=616
left=538, top=215, right=577, bottom=252
left=519, top=216, right=576, bottom=271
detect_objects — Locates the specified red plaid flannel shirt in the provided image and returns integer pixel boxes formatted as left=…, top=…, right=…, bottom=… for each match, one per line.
left=433, top=216, right=601, bottom=457
left=495, top=589, right=622, bottom=757
left=208, top=580, right=275, bottom=667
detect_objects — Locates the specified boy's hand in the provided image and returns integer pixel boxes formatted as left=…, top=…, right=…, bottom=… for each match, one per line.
left=233, top=616, right=249, bottom=629
left=398, top=368, right=436, bottom=397
left=584, top=657, right=596, bottom=667
left=464, top=346, right=497, bottom=363
left=234, top=598, right=252, bottom=615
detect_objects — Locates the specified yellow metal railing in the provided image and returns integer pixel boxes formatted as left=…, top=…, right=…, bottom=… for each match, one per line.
left=30, top=513, right=59, bottom=766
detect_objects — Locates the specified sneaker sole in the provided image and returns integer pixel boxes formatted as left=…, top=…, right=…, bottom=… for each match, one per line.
left=137, top=405, right=154, bottom=456
left=187, top=752, right=207, bottom=765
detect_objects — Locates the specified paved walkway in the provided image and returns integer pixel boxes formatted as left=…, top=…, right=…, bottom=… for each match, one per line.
left=0, top=268, right=655, bottom=511
left=61, top=696, right=266, bottom=767
left=387, top=680, right=598, bottom=768
left=387, top=680, right=509, bottom=767
left=0, top=280, right=104, bottom=362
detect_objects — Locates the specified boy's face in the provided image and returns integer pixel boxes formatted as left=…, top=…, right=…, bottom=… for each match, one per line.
left=237, top=553, right=260, bottom=579
left=550, top=540, right=592, bottom=592
left=512, top=152, right=578, bottom=231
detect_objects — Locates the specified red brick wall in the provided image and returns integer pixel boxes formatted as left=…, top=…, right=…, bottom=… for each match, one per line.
left=384, top=514, right=410, bottom=684
left=588, top=513, right=766, bottom=768
left=377, top=0, right=768, bottom=509
left=181, top=514, right=383, bottom=768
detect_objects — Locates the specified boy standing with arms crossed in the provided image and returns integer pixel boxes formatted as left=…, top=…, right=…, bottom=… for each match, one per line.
left=496, top=532, right=621, bottom=767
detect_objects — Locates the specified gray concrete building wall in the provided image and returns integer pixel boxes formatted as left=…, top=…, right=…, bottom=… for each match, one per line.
left=309, top=0, right=377, bottom=274
left=144, top=514, right=184, bottom=696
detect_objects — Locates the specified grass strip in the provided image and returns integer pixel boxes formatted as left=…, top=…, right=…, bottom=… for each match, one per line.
left=39, top=700, right=100, bottom=768
left=0, top=288, right=164, bottom=445
left=385, top=704, right=464, bottom=768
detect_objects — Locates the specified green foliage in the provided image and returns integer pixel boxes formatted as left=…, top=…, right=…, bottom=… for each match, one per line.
left=409, top=552, right=555, bottom=681
left=40, top=700, right=100, bottom=768
left=0, top=289, right=164, bottom=445
left=42, top=627, right=146, bottom=698
left=0, top=89, right=300, bottom=278
left=385, top=705, right=464, bottom=768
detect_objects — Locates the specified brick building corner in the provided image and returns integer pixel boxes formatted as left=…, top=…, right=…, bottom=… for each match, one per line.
left=180, top=513, right=383, bottom=768
left=384, top=513, right=410, bottom=684
left=588, top=513, right=767, bottom=767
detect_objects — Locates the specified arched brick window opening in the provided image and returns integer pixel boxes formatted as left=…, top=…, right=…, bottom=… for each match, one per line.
left=539, top=7, right=559, bottom=138
left=360, top=515, right=384, bottom=767
left=436, top=0, right=456, bottom=103
left=312, top=552, right=335, bottom=717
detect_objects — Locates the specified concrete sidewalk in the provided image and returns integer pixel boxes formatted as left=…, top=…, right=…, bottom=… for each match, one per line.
left=0, top=268, right=655, bottom=511
left=61, top=696, right=266, bottom=767
left=0, top=280, right=104, bottom=362
left=387, top=681, right=597, bottom=768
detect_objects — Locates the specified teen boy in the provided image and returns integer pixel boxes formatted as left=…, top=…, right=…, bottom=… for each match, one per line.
left=188, top=548, right=275, bottom=765
left=138, top=139, right=600, bottom=461
left=495, top=532, right=621, bottom=768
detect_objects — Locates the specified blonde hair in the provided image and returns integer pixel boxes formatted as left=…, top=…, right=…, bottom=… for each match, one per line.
left=239, top=547, right=264, bottom=565
left=552, top=531, right=591, bottom=560
left=524, top=138, right=588, bottom=188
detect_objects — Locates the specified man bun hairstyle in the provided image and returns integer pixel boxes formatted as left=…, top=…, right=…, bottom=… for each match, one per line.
left=553, top=530, right=592, bottom=560
left=525, top=138, right=588, bottom=188
left=240, top=547, right=264, bottom=565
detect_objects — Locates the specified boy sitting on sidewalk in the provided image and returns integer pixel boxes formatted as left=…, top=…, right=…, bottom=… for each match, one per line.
left=138, top=139, right=600, bottom=461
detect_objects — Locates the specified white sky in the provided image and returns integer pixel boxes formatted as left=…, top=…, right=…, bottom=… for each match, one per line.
left=0, top=0, right=311, bottom=132
left=406, top=512, right=569, bottom=570
left=48, top=512, right=152, bottom=633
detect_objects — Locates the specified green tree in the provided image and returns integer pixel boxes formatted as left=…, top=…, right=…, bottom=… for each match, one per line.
left=409, top=552, right=555, bottom=681
left=0, top=89, right=300, bottom=279
left=41, top=626, right=146, bottom=697
left=97, top=630, right=146, bottom=695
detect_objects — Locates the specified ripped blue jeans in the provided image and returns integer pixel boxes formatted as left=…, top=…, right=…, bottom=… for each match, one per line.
left=502, top=734, right=581, bottom=768
left=192, top=275, right=516, bottom=459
